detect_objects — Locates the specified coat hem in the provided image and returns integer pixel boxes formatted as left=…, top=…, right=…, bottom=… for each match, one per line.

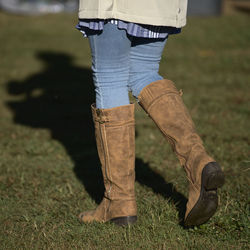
left=78, top=10, right=187, bottom=28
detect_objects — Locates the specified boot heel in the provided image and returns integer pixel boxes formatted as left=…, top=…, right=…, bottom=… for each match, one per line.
left=203, top=162, right=225, bottom=190
left=110, top=216, right=137, bottom=226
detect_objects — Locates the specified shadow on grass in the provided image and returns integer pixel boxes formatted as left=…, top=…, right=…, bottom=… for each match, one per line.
left=5, top=50, right=187, bottom=223
left=135, top=159, right=187, bottom=223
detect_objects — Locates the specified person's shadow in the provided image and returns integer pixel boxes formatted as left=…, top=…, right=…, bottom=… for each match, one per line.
left=6, top=51, right=187, bottom=224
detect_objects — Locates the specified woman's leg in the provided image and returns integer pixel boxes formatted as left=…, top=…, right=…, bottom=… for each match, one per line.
left=79, top=23, right=137, bottom=226
left=88, top=23, right=131, bottom=109
left=128, top=37, right=224, bottom=227
left=128, top=37, right=167, bottom=98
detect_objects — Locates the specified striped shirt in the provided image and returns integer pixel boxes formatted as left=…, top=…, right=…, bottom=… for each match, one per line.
left=76, top=19, right=181, bottom=39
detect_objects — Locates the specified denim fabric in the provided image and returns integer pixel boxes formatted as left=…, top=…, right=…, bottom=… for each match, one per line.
left=88, top=22, right=167, bottom=109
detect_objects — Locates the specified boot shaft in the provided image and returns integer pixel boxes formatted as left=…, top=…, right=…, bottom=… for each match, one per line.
left=91, top=104, right=136, bottom=201
left=138, top=79, right=214, bottom=185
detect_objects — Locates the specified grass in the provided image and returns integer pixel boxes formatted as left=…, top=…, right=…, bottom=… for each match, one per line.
left=0, top=8, right=249, bottom=249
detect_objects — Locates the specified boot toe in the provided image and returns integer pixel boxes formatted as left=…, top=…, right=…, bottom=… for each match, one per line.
left=78, top=210, right=96, bottom=223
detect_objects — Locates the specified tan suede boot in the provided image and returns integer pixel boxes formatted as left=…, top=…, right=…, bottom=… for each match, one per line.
left=138, top=79, right=225, bottom=227
left=78, top=104, right=137, bottom=226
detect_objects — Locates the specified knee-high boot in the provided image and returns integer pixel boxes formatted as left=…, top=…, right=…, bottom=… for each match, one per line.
left=138, top=79, right=225, bottom=227
left=78, top=104, right=137, bottom=226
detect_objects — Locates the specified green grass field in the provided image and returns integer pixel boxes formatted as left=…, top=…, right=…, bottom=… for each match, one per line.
left=0, top=8, right=249, bottom=249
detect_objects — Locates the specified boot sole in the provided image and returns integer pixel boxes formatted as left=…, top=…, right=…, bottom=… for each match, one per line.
left=184, top=162, right=225, bottom=227
left=110, top=216, right=137, bottom=226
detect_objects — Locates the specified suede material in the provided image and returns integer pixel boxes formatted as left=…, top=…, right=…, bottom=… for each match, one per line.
left=79, top=198, right=109, bottom=223
left=138, top=79, right=214, bottom=220
left=79, top=104, right=137, bottom=223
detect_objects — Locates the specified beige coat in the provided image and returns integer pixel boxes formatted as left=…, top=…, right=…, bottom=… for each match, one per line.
left=79, top=0, right=188, bottom=28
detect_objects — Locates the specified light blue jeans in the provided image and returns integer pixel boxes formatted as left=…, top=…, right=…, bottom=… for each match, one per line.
left=88, top=22, right=168, bottom=109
